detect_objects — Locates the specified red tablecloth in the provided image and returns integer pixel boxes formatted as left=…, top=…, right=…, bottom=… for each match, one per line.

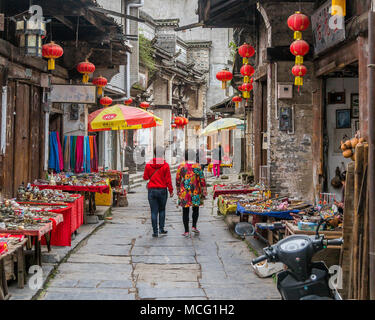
left=18, top=196, right=84, bottom=247
left=32, top=184, right=110, bottom=194
left=0, top=223, right=52, bottom=241
left=213, top=186, right=259, bottom=199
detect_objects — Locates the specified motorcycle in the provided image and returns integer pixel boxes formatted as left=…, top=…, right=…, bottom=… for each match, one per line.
left=235, top=218, right=344, bottom=300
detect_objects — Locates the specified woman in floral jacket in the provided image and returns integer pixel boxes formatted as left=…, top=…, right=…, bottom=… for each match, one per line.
left=176, top=149, right=207, bottom=237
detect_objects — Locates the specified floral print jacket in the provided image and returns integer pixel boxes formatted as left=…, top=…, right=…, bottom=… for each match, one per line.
left=176, top=162, right=207, bottom=208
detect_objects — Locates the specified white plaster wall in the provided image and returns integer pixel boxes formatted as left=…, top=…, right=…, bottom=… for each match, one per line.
left=142, top=0, right=233, bottom=108
left=326, top=77, right=359, bottom=200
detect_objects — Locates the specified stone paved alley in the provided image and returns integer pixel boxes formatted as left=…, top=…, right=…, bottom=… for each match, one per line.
left=39, top=181, right=279, bottom=300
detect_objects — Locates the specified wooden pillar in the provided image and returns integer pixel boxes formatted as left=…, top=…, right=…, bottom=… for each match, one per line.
left=253, top=81, right=262, bottom=182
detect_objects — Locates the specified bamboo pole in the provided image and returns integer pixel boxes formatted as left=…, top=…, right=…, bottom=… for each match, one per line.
left=351, top=143, right=364, bottom=299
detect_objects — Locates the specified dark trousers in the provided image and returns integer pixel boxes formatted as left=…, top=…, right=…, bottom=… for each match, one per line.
left=148, top=188, right=168, bottom=234
left=182, top=206, right=199, bottom=233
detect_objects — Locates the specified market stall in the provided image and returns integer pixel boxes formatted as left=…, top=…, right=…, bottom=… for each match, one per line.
left=0, top=236, right=27, bottom=300
left=32, top=173, right=110, bottom=217
left=213, top=184, right=259, bottom=199
left=217, top=193, right=261, bottom=215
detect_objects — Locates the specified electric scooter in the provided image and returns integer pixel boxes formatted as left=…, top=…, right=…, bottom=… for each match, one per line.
left=235, top=218, right=344, bottom=300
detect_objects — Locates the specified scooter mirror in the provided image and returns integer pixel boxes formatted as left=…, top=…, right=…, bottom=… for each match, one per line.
left=235, top=222, right=255, bottom=237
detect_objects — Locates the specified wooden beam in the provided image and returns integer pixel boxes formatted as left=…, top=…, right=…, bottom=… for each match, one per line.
left=53, top=16, right=74, bottom=30
left=87, top=6, right=145, bottom=23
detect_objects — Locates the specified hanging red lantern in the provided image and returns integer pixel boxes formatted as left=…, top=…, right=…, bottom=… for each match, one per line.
left=240, top=64, right=255, bottom=83
left=183, top=117, right=189, bottom=126
left=100, top=96, right=112, bottom=107
left=232, top=96, right=243, bottom=108
left=124, top=98, right=133, bottom=105
left=92, top=76, right=107, bottom=96
left=174, top=117, right=182, bottom=126
left=292, top=65, right=307, bottom=86
left=171, top=123, right=177, bottom=129
left=216, top=69, right=233, bottom=89
left=238, top=43, right=255, bottom=64
left=77, top=60, right=95, bottom=84
left=42, top=42, right=63, bottom=71
left=140, top=102, right=150, bottom=109
left=287, top=12, right=310, bottom=40
left=242, top=83, right=253, bottom=99
left=290, top=40, right=310, bottom=65
left=238, top=84, right=244, bottom=92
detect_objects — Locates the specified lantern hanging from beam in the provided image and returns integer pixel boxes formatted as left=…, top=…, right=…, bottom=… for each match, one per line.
left=290, top=40, right=310, bottom=65
left=100, top=96, right=112, bottom=107
left=240, top=64, right=255, bottom=83
left=238, top=43, right=255, bottom=64
left=140, top=102, right=150, bottom=109
left=16, top=7, right=47, bottom=57
left=331, top=0, right=346, bottom=16
left=92, top=76, right=108, bottom=95
left=216, top=69, right=233, bottom=89
left=124, top=98, right=133, bottom=105
left=77, top=60, right=95, bottom=84
left=42, top=42, right=63, bottom=70
left=242, top=83, right=253, bottom=99
left=292, top=65, right=307, bottom=86
left=287, top=12, right=310, bottom=40
left=232, top=96, right=243, bottom=108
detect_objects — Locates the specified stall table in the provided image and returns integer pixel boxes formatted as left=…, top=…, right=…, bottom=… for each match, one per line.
left=0, top=223, right=53, bottom=266
left=32, top=184, right=109, bottom=218
left=213, top=185, right=259, bottom=199
left=0, top=238, right=27, bottom=300
left=284, top=221, right=342, bottom=249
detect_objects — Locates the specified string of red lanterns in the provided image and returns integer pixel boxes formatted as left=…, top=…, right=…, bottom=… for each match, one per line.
left=238, top=43, right=255, bottom=100
left=172, top=116, right=188, bottom=128
left=216, top=69, right=233, bottom=90
left=288, top=11, right=310, bottom=89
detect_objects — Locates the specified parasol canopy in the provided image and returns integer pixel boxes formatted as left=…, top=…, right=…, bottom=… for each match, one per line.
left=88, top=104, right=163, bottom=132
left=200, top=118, right=244, bottom=136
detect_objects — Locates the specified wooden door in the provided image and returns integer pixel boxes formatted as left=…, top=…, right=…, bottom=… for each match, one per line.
left=13, top=82, right=30, bottom=195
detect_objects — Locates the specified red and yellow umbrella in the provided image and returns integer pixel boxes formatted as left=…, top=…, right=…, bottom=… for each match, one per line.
left=88, top=104, right=163, bottom=132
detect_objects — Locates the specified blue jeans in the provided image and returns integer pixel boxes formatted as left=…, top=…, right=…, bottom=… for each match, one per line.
left=148, top=188, right=168, bottom=234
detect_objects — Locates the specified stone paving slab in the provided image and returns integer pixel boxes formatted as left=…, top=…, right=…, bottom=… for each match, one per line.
left=67, top=253, right=131, bottom=264
left=132, top=255, right=197, bottom=264
left=42, top=287, right=135, bottom=300
left=138, top=287, right=206, bottom=299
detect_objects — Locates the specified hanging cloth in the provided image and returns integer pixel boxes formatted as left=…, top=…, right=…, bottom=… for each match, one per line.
left=75, top=136, right=84, bottom=173
left=70, top=136, right=77, bottom=171
left=85, top=136, right=91, bottom=173
left=63, top=136, right=71, bottom=172
left=83, top=136, right=87, bottom=173
left=89, top=136, right=95, bottom=168
left=92, top=135, right=99, bottom=172
left=56, top=131, right=64, bottom=172
left=48, top=132, right=60, bottom=173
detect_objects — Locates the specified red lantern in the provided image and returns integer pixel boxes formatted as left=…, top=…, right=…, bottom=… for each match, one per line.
left=238, top=84, right=244, bottom=92
left=183, top=117, right=189, bottom=126
left=240, top=64, right=255, bottom=83
left=232, top=96, right=243, bottom=108
left=42, top=42, right=63, bottom=70
left=292, top=65, right=307, bottom=86
left=287, top=12, right=310, bottom=40
left=216, top=70, right=233, bottom=89
left=92, top=76, right=107, bottom=96
left=124, top=98, right=133, bottom=105
left=242, top=83, right=253, bottom=99
left=140, top=102, right=150, bottom=109
left=290, top=40, right=310, bottom=65
left=172, top=123, right=177, bottom=129
left=100, top=96, right=112, bottom=107
left=238, top=43, right=255, bottom=64
left=174, top=117, right=182, bottom=126
left=77, top=60, right=95, bottom=84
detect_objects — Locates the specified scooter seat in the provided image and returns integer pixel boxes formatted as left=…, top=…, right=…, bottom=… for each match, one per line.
left=300, top=295, right=333, bottom=300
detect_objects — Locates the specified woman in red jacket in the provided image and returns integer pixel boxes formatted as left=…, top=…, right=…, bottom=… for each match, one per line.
left=143, top=147, right=173, bottom=238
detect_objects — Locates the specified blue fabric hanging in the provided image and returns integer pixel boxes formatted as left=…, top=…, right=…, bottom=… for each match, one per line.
left=48, top=132, right=61, bottom=173
left=85, top=136, right=91, bottom=173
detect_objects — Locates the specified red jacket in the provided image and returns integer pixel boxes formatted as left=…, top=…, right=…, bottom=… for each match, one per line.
left=143, top=158, right=173, bottom=193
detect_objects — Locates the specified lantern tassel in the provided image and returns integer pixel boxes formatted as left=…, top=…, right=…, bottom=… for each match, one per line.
left=294, top=76, right=303, bottom=86
left=98, top=87, right=103, bottom=95
left=295, top=55, right=304, bottom=65
left=243, top=57, right=249, bottom=64
left=222, top=81, right=227, bottom=90
left=294, top=31, right=302, bottom=40
left=83, top=74, right=89, bottom=84
left=48, top=59, right=55, bottom=71
left=244, top=76, right=249, bottom=83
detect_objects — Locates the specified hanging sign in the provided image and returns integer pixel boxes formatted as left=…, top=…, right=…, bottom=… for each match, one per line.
left=50, top=85, right=97, bottom=104
left=311, top=0, right=345, bottom=55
